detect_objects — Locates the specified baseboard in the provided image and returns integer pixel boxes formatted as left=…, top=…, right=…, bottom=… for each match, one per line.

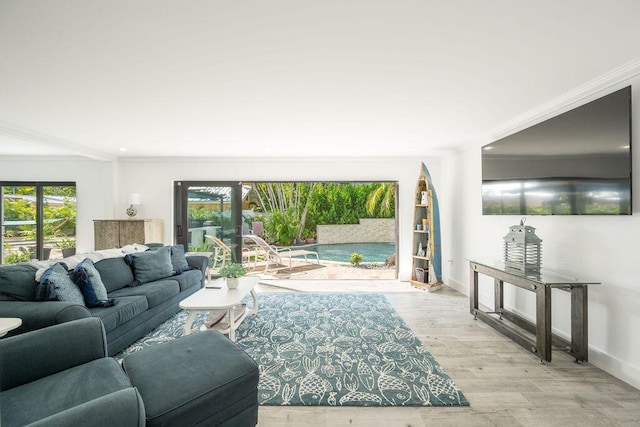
left=445, top=274, right=640, bottom=391
left=588, top=347, right=640, bottom=391
left=444, top=276, right=467, bottom=295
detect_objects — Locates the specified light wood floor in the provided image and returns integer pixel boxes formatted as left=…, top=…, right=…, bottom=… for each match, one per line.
left=252, top=280, right=640, bottom=427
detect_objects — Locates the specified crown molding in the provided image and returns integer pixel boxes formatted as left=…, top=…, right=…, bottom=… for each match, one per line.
left=0, top=121, right=114, bottom=161
left=115, top=154, right=447, bottom=163
left=495, top=58, right=640, bottom=140
left=458, top=57, right=640, bottom=152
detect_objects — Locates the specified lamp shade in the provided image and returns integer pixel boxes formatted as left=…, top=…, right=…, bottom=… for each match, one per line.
left=128, top=193, right=141, bottom=205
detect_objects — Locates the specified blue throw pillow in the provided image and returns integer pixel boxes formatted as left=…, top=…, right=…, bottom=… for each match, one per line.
left=170, top=244, right=190, bottom=273
left=36, top=262, right=85, bottom=305
left=71, top=258, right=114, bottom=308
left=125, top=248, right=173, bottom=284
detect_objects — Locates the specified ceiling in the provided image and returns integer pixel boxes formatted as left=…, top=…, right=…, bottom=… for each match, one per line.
left=1, top=1, right=640, bottom=160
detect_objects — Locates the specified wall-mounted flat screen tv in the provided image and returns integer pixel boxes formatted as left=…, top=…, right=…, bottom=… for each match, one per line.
left=482, top=86, right=632, bottom=215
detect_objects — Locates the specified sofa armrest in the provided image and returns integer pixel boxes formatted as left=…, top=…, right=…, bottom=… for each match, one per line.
left=187, top=255, right=208, bottom=286
left=25, top=388, right=146, bottom=427
left=0, top=318, right=108, bottom=390
left=0, top=300, right=91, bottom=337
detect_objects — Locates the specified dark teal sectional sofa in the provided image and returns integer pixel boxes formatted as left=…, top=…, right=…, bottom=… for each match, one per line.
left=0, top=246, right=207, bottom=356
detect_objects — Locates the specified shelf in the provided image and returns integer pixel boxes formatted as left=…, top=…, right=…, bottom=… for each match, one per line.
left=411, top=165, right=441, bottom=292
left=410, top=280, right=443, bottom=292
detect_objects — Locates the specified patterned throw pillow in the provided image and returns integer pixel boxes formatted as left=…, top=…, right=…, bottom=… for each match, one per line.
left=71, top=258, right=112, bottom=307
left=36, top=262, right=85, bottom=305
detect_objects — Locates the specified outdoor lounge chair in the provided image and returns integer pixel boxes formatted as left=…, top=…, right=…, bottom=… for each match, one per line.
left=205, top=235, right=234, bottom=271
left=242, top=234, right=319, bottom=271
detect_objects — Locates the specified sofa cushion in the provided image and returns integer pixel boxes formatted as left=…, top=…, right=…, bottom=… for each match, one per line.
left=37, top=263, right=85, bottom=305
left=125, top=249, right=173, bottom=284
left=108, top=280, right=180, bottom=308
left=71, top=259, right=111, bottom=308
left=123, top=330, right=259, bottom=427
left=0, top=264, right=38, bottom=301
left=94, top=257, right=135, bottom=293
left=172, top=269, right=203, bottom=292
left=170, top=244, right=190, bottom=273
left=1, top=358, right=133, bottom=426
left=90, top=296, right=148, bottom=333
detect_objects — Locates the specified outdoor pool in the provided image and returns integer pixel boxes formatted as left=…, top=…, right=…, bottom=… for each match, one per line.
left=294, top=242, right=395, bottom=263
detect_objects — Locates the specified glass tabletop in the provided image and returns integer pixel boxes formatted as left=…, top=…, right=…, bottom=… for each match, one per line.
left=469, top=259, right=600, bottom=286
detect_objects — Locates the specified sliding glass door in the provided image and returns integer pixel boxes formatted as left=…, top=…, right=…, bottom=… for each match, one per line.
left=1, top=182, right=76, bottom=263
left=174, top=181, right=244, bottom=262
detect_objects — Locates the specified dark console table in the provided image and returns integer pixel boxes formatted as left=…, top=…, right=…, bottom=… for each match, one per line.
left=469, top=260, right=599, bottom=363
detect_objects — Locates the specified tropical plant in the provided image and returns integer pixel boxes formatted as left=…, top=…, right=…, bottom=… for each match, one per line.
left=366, top=182, right=395, bottom=217
left=56, top=237, right=76, bottom=249
left=248, top=181, right=395, bottom=244
left=2, top=244, right=31, bottom=264
left=350, top=252, right=363, bottom=266
left=302, top=224, right=316, bottom=239
left=218, top=263, right=246, bottom=278
left=263, top=208, right=299, bottom=246
left=249, top=183, right=314, bottom=241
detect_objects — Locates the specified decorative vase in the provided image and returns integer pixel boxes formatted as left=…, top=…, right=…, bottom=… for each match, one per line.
left=226, top=277, right=239, bottom=289
left=420, top=191, right=429, bottom=205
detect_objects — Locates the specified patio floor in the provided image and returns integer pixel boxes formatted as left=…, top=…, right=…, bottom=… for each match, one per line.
left=244, top=258, right=397, bottom=280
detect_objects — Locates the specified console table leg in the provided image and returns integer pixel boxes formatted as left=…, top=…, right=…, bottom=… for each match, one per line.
left=470, top=264, right=479, bottom=316
left=536, top=286, right=552, bottom=362
left=571, top=285, right=588, bottom=362
left=494, top=278, right=504, bottom=319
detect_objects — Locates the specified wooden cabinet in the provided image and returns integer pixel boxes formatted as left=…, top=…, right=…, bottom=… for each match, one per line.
left=411, top=164, right=442, bottom=291
left=93, top=219, right=163, bottom=250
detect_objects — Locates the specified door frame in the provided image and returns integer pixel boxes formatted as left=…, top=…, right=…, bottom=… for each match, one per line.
left=173, top=181, right=243, bottom=261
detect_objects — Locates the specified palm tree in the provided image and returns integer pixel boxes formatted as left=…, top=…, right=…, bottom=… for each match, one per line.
left=366, top=182, right=395, bottom=217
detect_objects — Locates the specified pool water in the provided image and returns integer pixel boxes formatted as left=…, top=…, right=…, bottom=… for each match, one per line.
left=294, top=242, right=395, bottom=263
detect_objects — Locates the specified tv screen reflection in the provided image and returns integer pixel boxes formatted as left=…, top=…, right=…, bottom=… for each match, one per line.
left=482, top=179, right=631, bottom=215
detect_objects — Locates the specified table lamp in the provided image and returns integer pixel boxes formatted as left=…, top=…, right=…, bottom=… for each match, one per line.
left=126, top=193, right=141, bottom=218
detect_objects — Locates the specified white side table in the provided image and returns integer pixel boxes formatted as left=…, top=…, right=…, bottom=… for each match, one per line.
left=0, top=317, right=22, bottom=337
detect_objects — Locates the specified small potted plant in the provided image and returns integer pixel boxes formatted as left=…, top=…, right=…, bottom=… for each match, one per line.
left=56, top=237, right=76, bottom=257
left=218, top=263, right=246, bottom=289
left=303, top=224, right=316, bottom=244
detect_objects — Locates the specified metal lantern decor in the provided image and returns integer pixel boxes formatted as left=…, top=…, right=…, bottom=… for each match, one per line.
left=503, top=218, right=542, bottom=273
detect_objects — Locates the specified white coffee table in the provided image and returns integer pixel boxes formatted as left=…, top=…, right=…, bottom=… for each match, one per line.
left=179, top=276, right=259, bottom=341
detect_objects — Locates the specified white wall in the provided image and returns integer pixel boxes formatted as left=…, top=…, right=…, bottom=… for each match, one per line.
left=115, top=156, right=440, bottom=281
left=0, top=155, right=441, bottom=278
left=442, top=79, right=640, bottom=390
left=0, top=156, right=114, bottom=253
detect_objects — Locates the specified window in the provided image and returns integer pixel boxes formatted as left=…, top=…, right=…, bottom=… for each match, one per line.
left=1, top=182, right=77, bottom=264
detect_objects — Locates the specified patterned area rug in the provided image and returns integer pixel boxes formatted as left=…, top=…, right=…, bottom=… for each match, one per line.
left=116, top=293, right=469, bottom=407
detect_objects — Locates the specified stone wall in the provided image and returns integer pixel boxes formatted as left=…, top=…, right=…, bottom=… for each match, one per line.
left=316, top=218, right=395, bottom=244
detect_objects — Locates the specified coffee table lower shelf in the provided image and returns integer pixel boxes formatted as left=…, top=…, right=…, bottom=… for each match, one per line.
left=180, top=276, right=260, bottom=341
